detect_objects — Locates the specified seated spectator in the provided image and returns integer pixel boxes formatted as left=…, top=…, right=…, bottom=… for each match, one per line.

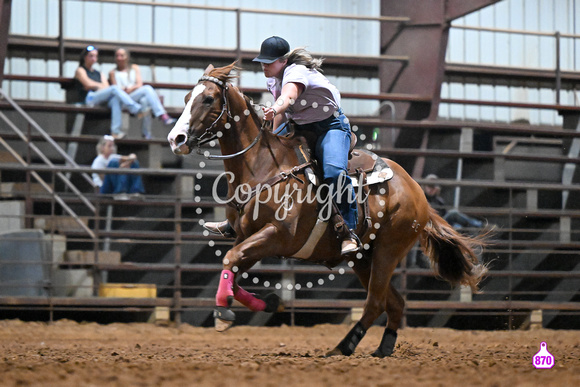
left=91, top=135, right=145, bottom=199
left=109, top=47, right=176, bottom=139
left=423, top=174, right=483, bottom=230
left=74, top=45, right=148, bottom=139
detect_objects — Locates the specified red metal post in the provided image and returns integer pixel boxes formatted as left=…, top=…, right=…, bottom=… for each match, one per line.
left=379, top=0, right=501, bottom=121
left=0, top=0, right=12, bottom=85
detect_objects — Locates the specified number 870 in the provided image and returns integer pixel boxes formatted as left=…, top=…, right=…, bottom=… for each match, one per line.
left=535, top=356, right=552, bottom=365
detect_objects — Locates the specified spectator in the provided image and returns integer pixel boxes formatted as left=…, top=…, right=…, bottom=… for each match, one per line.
left=91, top=135, right=145, bottom=199
left=423, top=174, right=483, bottom=230
left=109, top=47, right=176, bottom=139
left=73, top=45, right=148, bottom=139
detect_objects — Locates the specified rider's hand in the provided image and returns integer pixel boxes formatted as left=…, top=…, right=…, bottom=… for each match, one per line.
left=263, top=106, right=277, bottom=121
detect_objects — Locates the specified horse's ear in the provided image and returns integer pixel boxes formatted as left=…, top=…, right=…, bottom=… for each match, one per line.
left=184, top=90, right=192, bottom=105
left=224, top=61, right=238, bottom=75
left=204, top=64, right=215, bottom=75
left=207, top=62, right=241, bottom=83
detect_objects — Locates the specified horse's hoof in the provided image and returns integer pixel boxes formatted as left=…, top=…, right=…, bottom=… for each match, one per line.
left=370, top=348, right=394, bottom=358
left=262, top=293, right=284, bottom=313
left=213, top=307, right=235, bottom=332
left=324, top=347, right=345, bottom=357
left=215, top=318, right=234, bottom=332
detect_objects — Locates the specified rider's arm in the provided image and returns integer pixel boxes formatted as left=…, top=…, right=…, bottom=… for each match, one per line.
left=263, top=81, right=304, bottom=122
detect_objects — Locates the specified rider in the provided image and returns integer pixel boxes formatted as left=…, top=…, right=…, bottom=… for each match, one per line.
left=204, top=36, right=359, bottom=255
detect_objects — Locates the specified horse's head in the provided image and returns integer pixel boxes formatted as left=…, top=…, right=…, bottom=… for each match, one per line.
left=167, top=62, right=238, bottom=155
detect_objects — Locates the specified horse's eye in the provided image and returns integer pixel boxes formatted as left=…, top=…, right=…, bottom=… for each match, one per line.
left=203, top=96, right=214, bottom=105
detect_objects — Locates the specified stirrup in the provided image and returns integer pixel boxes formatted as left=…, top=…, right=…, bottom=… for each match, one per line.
left=203, top=220, right=235, bottom=238
left=341, top=231, right=361, bottom=255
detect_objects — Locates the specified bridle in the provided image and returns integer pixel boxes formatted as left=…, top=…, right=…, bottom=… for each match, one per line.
left=193, top=75, right=264, bottom=161
left=193, top=76, right=312, bottom=216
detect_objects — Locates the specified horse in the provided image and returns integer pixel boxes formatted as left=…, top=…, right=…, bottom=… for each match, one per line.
left=167, top=62, right=487, bottom=358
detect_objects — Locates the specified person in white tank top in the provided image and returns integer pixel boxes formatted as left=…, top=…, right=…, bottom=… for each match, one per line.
left=109, top=48, right=176, bottom=138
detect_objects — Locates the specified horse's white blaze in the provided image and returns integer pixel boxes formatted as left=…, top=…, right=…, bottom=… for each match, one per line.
left=167, top=84, right=206, bottom=154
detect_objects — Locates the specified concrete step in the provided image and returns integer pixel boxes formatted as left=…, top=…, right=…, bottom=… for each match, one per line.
left=0, top=201, right=25, bottom=230
left=0, top=182, right=49, bottom=198
left=34, top=215, right=89, bottom=233
left=62, top=250, right=121, bottom=265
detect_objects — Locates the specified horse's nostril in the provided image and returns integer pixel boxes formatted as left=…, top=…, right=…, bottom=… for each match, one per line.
left=175, top=134, right=188, bottom=147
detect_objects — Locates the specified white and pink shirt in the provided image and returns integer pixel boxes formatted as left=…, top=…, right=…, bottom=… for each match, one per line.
left=266, top=64, right=341, bottom=125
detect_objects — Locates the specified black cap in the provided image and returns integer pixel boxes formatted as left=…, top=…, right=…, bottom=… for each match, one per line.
left=253, top=36, right=290, bottom=64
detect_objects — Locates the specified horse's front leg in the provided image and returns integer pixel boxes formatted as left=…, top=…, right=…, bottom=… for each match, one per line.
left=214, top=223, right=283, bottom=331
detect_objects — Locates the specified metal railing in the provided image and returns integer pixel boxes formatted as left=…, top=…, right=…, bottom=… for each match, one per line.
left=1, top=118, right=579, bottom=327
left=0, top=88, right=97, bottom=237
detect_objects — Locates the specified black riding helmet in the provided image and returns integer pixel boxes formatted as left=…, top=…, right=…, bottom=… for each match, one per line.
left=253, top=36, right=290, bottom=64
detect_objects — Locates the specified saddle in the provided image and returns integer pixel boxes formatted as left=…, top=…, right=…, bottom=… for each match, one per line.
left=288, top=128, right=392, bottom=187
left=285, top=127, right=393, bottom=241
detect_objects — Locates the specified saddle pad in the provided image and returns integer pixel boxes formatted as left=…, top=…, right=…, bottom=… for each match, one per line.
left=295, top=143, right=393, bottom=188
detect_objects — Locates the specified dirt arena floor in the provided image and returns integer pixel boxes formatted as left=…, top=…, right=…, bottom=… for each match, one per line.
left=0, top=320, right=578, bottom=387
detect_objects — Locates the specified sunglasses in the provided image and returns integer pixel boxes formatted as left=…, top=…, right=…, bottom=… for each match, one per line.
left=86, top=45, right=98, bottom=52
left=103, top=135, right=115, bottom=142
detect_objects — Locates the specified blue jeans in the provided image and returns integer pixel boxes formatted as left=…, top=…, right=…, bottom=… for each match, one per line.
left=130, top=85, right=166, bottom=139
left=295, top=110, right=358, bottom=230
left=130, top=85, right=166, bottom=118
left=86, top=85, right=142, bottom=135
left=444, top=209, right=483, bottom=229
left=100, top=159, right=145, bottom=194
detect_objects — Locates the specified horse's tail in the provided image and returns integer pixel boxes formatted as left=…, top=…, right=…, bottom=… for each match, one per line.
left=419, top=207, right=488, bottom=293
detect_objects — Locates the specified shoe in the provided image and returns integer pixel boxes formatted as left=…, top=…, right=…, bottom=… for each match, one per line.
left=129, top=193, right=144, bottom=200
left=136, top=107, right=151, bottom=120
left=203, top=220, right=236, bottom=238
left=112, top=132, right=126, bottom=140
left=160, top=113, right=176, bottom=126
left=341, top=237, right=359, bottom=255
left=113, top=193, right=130, bottom=201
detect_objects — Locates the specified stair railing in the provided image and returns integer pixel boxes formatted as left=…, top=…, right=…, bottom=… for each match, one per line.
left=0, top=88, right=97, bottom=238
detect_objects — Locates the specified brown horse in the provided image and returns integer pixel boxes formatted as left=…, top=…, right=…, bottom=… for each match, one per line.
left=167, top=63, right=487, bottom=357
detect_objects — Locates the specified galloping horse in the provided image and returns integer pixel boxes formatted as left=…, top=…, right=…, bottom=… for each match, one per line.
left=167, top=63, right=487, bottom=357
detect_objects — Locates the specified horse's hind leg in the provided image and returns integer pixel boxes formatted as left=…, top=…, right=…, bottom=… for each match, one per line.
left=326, top=239, right=401, bottom=357
left=327, top=235, right=405, bottom=358
left=371, top=283, right=404, bottom=358
left=325, top=254, right=372, bottom=357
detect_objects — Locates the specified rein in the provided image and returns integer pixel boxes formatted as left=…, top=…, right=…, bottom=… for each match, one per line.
left=193, top=75, right=312, bottom=215
left=194, top=75, right=264, bottom=161
left=227, top=162, right=311, bottom=215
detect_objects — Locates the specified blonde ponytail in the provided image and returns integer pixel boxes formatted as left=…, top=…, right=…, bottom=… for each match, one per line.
left=284, top=48, right=324, bottom=72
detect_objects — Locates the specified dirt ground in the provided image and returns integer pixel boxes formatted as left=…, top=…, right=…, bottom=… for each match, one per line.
left=0, top=320, right=578, bottom=387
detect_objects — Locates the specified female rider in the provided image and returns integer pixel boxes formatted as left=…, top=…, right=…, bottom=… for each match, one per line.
left=206, top=36, right=359, bottom=255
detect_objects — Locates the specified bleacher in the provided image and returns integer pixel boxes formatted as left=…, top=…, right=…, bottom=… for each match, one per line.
left=2, top=75, right=579, bottom=328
